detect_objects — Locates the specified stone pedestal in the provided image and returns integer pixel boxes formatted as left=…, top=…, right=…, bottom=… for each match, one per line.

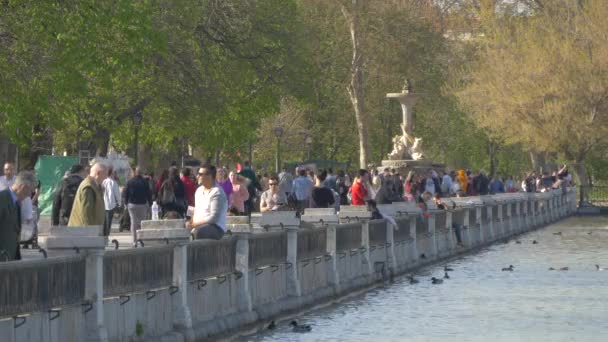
left=171, top=241, right=194, bottom=342
left=260, top=211, right=300, bottom=231
left=138, top=219, right=190, bottom=245
left=39, top=225, right=109, bottom=342
left=379, top=159, right=445, bottom=176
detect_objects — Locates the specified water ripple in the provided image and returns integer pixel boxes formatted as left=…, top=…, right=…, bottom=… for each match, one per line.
left=243, top=217, right=608, bottom=341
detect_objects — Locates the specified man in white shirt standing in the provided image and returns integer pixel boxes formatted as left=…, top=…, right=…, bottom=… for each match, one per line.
left=102, top=166, right=121, bottom=236
left=186, top=164, right=227, bottom=240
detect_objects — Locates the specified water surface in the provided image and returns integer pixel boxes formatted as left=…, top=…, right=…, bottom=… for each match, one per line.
left=243, top=217, right=608, bottom=342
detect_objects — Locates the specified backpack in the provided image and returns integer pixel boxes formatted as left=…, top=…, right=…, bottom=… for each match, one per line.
left=159, top=180, right=176, bottom=205
left=60, top=178, right=81, bottom=218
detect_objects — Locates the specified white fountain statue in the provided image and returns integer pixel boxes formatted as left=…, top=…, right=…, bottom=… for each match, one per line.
left=386, top=79, right=424, bottom=161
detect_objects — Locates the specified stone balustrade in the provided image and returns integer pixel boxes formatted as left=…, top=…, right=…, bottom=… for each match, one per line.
left=0, top=188, right=578, bottom=342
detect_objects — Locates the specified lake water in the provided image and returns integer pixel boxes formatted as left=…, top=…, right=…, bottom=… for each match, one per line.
left=242, top=217, right=608, bottom=342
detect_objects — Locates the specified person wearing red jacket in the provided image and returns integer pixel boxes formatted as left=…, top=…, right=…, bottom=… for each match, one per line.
left=180, top=168, right=197, bottom=207
left=351, top=169, right=370, bottom=206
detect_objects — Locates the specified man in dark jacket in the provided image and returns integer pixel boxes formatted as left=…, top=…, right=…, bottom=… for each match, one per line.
left=123, top=167, right=152, bottom=247
left=0, top=171, right=36, bottom=261
left=474, top=170, right=490, bottom=196
left=52, top=165, right=87, bottom=226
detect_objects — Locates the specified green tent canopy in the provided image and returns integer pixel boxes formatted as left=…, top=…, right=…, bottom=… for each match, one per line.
left=34, top=155, right=79, bottom=216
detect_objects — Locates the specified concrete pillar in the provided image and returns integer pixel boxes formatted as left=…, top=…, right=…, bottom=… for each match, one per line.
left=461, top=209, right=472, bottom=248
left=360, top=221, right=373, bottom=276
left=285, top=227, right=301, bottom=297
left=445, top=211, right=455, bottom=250
left=408, top=216, right=418, bottom=265
left=234, top=234, right=253, bottom=312
left=427, top=214, right=437, bottom=260
left=496, top=204, right=504, bottom=238
left=325, top=225, right=340, bottom=293
left=84, top=250, right=109, bottom=342
left=385, top=220, right=396, bottom=275
left=513, top=201, right=521, bottom=234
left=504, top=203, right=512, bottom=237
left=171, top=241, right=194, bottom=342
left=485, top=206, right=494, bottom=243
left=475, top=207, right=484, bottom=244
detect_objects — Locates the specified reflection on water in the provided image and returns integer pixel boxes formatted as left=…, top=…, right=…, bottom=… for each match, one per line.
left=243, top=217, right=608, bottom=342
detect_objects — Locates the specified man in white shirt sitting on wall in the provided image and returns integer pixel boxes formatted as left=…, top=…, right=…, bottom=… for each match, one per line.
left=186, top=164, right=227, bottom=240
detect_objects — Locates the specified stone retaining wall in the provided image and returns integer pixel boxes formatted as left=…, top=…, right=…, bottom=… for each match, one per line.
left=0, top=189, right=578, bottom=342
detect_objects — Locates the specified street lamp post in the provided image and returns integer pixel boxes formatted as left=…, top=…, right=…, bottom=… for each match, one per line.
left=305, top=135, right=313, bottom=161
left=272, top=126, right=284, bottom=173
left=133, top=110, right=143, bottom=165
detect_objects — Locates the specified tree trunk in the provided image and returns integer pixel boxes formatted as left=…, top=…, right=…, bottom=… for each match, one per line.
left=488, top=141, right=498, bottom=178
left=341, top=0, right=369, bottom=169
left=529, top=150, right=547, bottom=172
left=572, top=160, right=589, bottom=204
left=95, top=128, right=111, bottom=157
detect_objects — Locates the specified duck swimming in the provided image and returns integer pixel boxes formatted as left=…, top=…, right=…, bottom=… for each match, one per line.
left=502, top=265, right=514, bottom=271
left=431, top=277, right=443, bottom=284
left=548, top=267, right=555, bottom=271
left=407, top=275, right=419, bottom=284
left=559, top=267, right=569, bottom=271
left=420, top=253, right=427, bottom=259
left=444, top=272, right=450, bottom=279
left=532, top=240, right=538, bottom=244
left=444, top=266, right=454, bottom=272
left=267, top=321, right=277, bottom=330
left=596, top=265, right=605, bottom=271
left=290, top=321, right=312, bottom=333
left=515, top=240, right=522, bottom=244
left=553, top=232, right=562, bottom=236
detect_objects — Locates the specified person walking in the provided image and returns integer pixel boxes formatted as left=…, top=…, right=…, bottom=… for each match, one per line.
left=229, top=171, right=249, bottom=215
left=52, top=164, right=87, bottom=226
left=123, top=167, right=152, bottom=247
left=102, top=167, right=121, bottom=236
left=311, top=171, right=335, bottom=208
left=216, top=167, right=233, bottom=208
left=278, top=167, right=294, bottom=198
left=0, top=171, right=36, bottom=261
left=238, top=161, right=261, bottom=214
left=187, top=165, right=227, bottom=240
left=180, top=168, right=197, bottom=207
left=68, top=162, right=108, bottom=228
left=292, top=168, right=314, bottom=214
left=159, top=167, right=187, bottom=217
left=351, top=169, right=370, bottom=206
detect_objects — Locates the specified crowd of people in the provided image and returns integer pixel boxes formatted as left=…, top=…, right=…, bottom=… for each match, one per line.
left=0, top=157, right=575, bottom=261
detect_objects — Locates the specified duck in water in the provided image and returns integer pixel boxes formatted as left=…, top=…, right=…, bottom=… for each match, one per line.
left=290, top=321, right=312, bottom=333
left=502, top=265, right=514, bottom=272
left=407, top=275, right=419, bottom=284
left=431, top=277, right=443, bottom=284
left=596, top=265, right=605, bottom=271
left=267, top=321, right=277, bottom=330
left=444, top=272, right=450, bottom=279
left=532, top=240, right=538, bottom=244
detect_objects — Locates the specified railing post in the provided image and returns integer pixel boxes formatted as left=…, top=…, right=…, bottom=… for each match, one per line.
left=325, top=225, right=340, bottom=293
left=171, top=241, right=194, bottom=342
left=285, top=227, right=301, bottom=297
left=235, top=234, right=253, bottom=313
left=361, top=221, right=373, bottom=276
left=385, top=220, right=396, bottom=276
left=408, top=215, right=419, bottom=265
left=84, top=249, right=109, bottom=342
